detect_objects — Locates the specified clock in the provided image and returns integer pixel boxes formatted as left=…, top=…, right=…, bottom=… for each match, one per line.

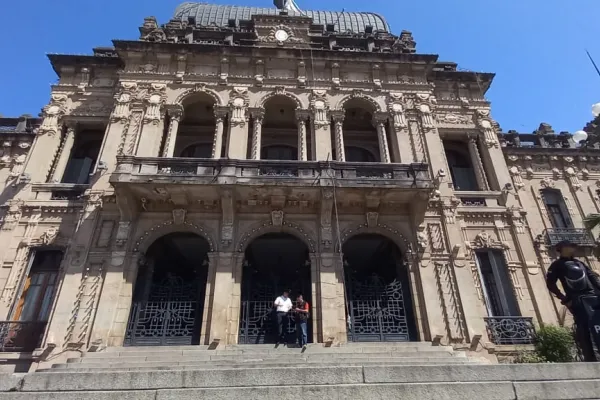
left=274, top=29, right=290, bottom=42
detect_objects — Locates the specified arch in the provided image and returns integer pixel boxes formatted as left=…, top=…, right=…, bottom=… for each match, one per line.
left=256, top=90, right=304, bottom=110
left=237, top=219, right=316, bottom=253
left=336, top=222, right=413, bottom=256
left=335, top=91, right=382, bottom=112
left=180, top=142, right=213, bottom=158
left=134, top=220, right=216, bottom=254
left=173, top=86, right=224, bottom=107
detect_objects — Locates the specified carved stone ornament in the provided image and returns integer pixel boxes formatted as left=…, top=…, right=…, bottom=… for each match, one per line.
left=471, top=231, right=509, bottom=250
left=366, top=212, right=379, bottom=228
left=310, top=90, right=329, bottom=127
left=229, top=87, right=250, bottom=127
left=40, top=227, right=59, bottom=245
left=258, top=25, right=303, bottom=44
left=414, top=93, right=436, bottom=130
left=435, top=113, right=472, bottom=125
left=540, top=177, right=555, bottom=189
left=416, top=231, right=429, bottom=251
left=172, top=209, right=187, bottom=225
left=143, top=84, right=167, bottom=125
left=387, top=94, right=407, bottom=130
left=115, top=221, right=131, bottom=247
left=271, top=210, right=284, bottom=227
left=39, top=94, right=68, bottom=136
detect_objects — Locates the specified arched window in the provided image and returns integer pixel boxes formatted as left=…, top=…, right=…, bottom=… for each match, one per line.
left=445, top=149, right=478, bottom=191
left=261, top=145, right=297, bottom=161
left=345, top=146, right=377, bottom=163
left=180, top=143, right=212, bottom=158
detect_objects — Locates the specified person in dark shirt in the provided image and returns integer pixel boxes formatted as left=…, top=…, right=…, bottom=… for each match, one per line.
left=293, top=293, right=310, bottom=350
left=546, top=240, right=600, bottom=361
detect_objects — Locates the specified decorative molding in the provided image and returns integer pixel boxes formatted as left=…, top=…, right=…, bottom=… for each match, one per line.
left=228, top=87, right=250, bottom=127
left=335, top=90, right=381, bottom=112
left=173, top=83, right=224, bottom=106
left=237, top=219, right=316, bottom=253
left=134, top=219, right=215, bottom=252
left=257, top=86, right=303, bottom=109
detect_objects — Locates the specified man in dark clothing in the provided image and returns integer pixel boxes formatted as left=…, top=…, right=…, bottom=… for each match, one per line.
left=546, top=240, right=600, bottom=361
left=294, top=294, right=310, bottom=350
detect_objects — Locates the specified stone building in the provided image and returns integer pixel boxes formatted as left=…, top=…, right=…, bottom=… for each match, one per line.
left=0, top=2, right=586, bottom=362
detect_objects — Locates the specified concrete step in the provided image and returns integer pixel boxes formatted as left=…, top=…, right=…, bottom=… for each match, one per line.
left=72, top=351, right=464, bottom=364
left=4, top=364, right=600, bottom=399
left=48, top=357, right=480, bottom=372
left=1, top=380, right=600, bottom=400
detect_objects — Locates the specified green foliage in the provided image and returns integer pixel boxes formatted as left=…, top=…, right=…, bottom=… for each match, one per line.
left=514, top=324, right=575, bottom=363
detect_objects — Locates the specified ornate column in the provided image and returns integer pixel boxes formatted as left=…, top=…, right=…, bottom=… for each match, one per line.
left=467, top=134, right=490, bottom=190
left=212, top=108, right=227, bottom=159
left=162, top=106, right=183, bottom=158
left=330, top=111, right=346, bottom=162
left=387, top=94, right=413, bottom=163
left=296, top=110, right=309, bottom=161
left=249, top=108, right=264, bottom=160
left=373, top=113, right=391, bottom=163
left=310, top=90, right=333, bottom=161
left=226, top=87, right=250, bottom=159
left=49, top=122, right=76, bottom=183
left=136, top=83, right=167, bottom=157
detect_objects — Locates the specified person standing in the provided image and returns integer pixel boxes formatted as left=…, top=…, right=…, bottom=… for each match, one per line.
left=546, top=240, right=600, bottom=361
left=273, top=289, right=293, bottom=344
left=294, top=293, right=310, bottom=350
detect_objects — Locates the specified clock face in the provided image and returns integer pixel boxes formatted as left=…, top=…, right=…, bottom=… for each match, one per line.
left=275, top=29, right=289, bottom=42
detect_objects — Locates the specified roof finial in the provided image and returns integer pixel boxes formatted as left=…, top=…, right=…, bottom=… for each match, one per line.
left=274, top=0, right=301, bottom=12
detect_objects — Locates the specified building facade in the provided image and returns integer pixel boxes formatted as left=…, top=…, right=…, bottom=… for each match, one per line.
left=1, top=2, right=592, bottom=359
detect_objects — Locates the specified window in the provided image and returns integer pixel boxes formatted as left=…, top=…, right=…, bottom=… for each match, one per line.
left=345, top=146, right=377, bottom=163
left=62, top=131, right=103, bottom=184
left=542, top=189, right=572, bottom=228
left=475, top=250, right=520, bottom=317
left=180, top=143, right=212, bottom=158
left=13, top=250, right=63, bottom=322
left=444, top=147, right=479, bottom=191
left=261, top=145, right=297, bottom=161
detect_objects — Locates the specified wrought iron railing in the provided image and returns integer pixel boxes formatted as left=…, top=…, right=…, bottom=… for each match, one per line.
left=0, top=321, right=47, bottom=352
left=484, top=316, right=535, bottom=345
left=544, top=228, right=596, bottom=247
left=124, top=301, right=200, bottom=347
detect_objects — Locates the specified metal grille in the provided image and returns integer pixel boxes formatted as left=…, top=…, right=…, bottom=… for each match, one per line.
left=125, top=276, right=202, bottom=346
left=0, top=321, right=46, bottom=352
left=484, top=316, right=535, bottom=345
left=346, top=277, right=411, bottom=342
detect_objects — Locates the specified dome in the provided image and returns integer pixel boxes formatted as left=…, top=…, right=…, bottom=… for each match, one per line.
left=174, top=2, right=390, bottom=33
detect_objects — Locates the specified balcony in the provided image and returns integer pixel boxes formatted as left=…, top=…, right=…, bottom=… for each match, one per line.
left=544, top=228, right=596, bottom=248
left=484, top=316, right=535, bottom=345
left=111, top=156, right=432, bottom=190
left=0, top=321, right=46, bottom=352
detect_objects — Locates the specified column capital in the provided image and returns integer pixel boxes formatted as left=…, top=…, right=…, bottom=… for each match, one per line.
left=166, top=104, right=184, bottom=121
left=214, top=106, right=229, bottom=120
left=249, top=107, right=265, bottom=120
left=295, top=109, right=311, bottom=122
left=330, top=110, right=345, bottom=123
left=373, top=112, right=389, bottom=124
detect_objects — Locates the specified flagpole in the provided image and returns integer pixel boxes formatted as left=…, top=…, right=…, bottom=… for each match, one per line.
left=586, top=49, right=600, bottom=79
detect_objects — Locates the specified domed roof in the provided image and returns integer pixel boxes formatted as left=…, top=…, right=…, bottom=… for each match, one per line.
left=174, top=3, right=390, bottom=33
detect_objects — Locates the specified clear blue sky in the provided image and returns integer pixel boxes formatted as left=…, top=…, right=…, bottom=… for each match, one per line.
left=0, top=0, right=598, bottom=133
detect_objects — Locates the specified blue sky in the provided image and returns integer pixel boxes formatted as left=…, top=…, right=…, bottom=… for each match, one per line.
left=0, top=0, right=598, bottom=132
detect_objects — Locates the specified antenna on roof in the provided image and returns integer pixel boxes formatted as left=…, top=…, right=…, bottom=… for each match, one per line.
left=586, top=49, right=600, bottom=80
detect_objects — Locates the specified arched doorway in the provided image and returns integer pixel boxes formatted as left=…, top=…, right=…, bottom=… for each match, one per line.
left=124, top=232, right=210, bottom=346
left=342, top=98, right=381, bottom=163
left=343, top=234, right=416, bottom=342
left=239, top=233, right=312, bottom=344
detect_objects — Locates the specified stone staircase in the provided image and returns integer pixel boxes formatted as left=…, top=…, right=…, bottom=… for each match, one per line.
left=1, top=343, right=600, bottom=399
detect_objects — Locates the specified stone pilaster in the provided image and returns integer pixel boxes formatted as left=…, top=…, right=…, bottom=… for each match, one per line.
left=310, top=92, right=333, bottom=161
left=317, top=253, right=348, bottom=344
left=388, top=94, right=413, bottom=164
left=49, top=123, right=76, bottom=183
left=161, top=106, right=183, bottom=158
left=135, top=84, right=167, bottom=157
left=204, top=252, right=238, bottom=345
left=226, top=88, right=250, bottom=159
left=467, top=135, right=490, bottom=191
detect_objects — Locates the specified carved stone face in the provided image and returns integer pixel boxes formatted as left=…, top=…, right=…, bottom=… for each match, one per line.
left=314, top=100, right=325, bottom=110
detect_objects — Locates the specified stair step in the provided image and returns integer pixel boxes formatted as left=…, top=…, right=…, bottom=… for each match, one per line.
left=49, top=358, right=480, bottom=371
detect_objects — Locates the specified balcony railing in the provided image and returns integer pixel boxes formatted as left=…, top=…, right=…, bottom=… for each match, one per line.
left=484, top=316, right=535, bottom=345
left=0, top=321, right=47, bottom=352
left=112, top=157, right=433, bottom=189
left=544, top=228, right=596, bottom=248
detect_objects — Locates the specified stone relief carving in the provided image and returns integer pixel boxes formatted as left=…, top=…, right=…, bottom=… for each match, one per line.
left=271, top=210, right=284, bottom=227
left=221, top=190, right=235, bottom=247
left=143, top=83, right=167, bottom=125
left=469, top=231, right=509, bottom=250
left=539, top=176, right=556, bottom=188
left=414, top=93, right=436, bottom=130
left=320, top=189, right=334, bottom=249
left=172, top=209, right=187, bottom=225
left=387, top=93, right=408, bottom=130
left=475, top=109, right=499, bottom=147
left=310, top=90, right=329, bottom=128
left=508, top=166, right=525, bottom=190
left=258, top=25, right=303, bottom=44
left=366, top=212, right=379, bottom=228
left=564, top=166, right=582, bottom=191
left=39, top=94, right=68, bottom=136
left=435, top=113, right=472, bottom=125
left=229, top=87, right=250, bottom=127
left=416, top=230, right=429, bottom=251
left=40, top=227, right=59, bottom=245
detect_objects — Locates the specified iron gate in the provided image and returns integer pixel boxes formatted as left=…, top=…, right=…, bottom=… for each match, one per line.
left=239, top=269, right=311, bottom=344
left=125, top=276, right=202, bottom=346
left=346, top=275, right=411, bottom=342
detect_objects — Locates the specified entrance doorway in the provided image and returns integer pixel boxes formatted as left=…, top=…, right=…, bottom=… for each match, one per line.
left=343, top=234, right=416, bottom=342
left=239, top=233, right=311, bottom=344
left=125, top=232, right=210, bottom=346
